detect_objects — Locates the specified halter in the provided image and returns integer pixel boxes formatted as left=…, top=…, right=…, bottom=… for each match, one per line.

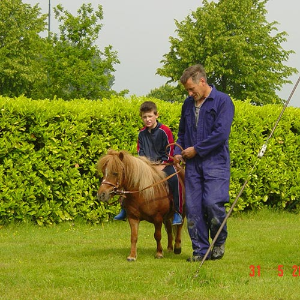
left=99, top=143, right=185, bottom=197
left=100, top=179, right=126, bottom=196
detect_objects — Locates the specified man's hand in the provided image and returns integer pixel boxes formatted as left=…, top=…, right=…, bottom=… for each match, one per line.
left=181, top=147, right=197, bottom=159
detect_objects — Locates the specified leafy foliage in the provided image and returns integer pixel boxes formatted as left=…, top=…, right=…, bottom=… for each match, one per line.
left=0, top=1, right=124, bottom=100
left=157, top=0, right=298, bottom=105
left=0, top=95, right=299, bottom=225
left=0, top=0, right=47, bottom=97
left=146, top=84, right=183, bottom=102
left=38, top=4, right=123, bottom=100
left=229, top=100, right=300, bottom=211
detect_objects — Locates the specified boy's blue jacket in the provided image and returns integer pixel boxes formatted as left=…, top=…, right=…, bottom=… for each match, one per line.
left=137, top=121, right=174, bottom=163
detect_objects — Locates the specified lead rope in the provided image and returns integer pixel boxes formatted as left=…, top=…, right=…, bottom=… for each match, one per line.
left=195, top=76, right=300, bottom=275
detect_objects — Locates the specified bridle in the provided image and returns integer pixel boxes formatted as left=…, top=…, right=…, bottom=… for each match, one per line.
left=100, top=179, right=124, bottom=196
left=99, top=143, right=185, bottom=197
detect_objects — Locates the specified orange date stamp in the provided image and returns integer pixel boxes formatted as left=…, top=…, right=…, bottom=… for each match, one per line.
left=249, top=265, right=300, bottom=277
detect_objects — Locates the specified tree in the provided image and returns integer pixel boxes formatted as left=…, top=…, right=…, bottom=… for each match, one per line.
left=0, top=0, right=47, bottom=97
left=0, top=1, right=125, bottom=100
left=36, top=3, right=123, bottom=100
left=157, top=0, right=298, bottom=105
left=146, top=84, right=183, bottom=102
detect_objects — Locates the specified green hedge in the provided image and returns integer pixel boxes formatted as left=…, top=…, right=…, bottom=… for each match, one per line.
left=229, top=100, right=300, bottom=211
left=0, top=96, right=299, bottom=225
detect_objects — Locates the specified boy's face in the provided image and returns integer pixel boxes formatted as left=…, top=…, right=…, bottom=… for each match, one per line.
left=141, top=110, right=158, bottom=130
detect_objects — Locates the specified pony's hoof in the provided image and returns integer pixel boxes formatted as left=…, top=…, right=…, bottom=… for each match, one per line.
left=174, top=247, right=182, bottom=254
left=127, top=257, right=136, bottom=262
left=155, top=254, right=164, bottom=259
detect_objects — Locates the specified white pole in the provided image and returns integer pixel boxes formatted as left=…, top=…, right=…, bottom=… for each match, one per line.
left=48, top=0, right=51, bottom=36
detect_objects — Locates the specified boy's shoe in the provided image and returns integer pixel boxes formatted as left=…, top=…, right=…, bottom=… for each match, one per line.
left=113, top=208, right=126, bottom=221
left=172, top=212, right=183, bottom=225
left=211, top=244, right=225, bottom=260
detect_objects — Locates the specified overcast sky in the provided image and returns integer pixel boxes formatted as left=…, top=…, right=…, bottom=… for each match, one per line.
left=24, top=0, right=300, bottom=107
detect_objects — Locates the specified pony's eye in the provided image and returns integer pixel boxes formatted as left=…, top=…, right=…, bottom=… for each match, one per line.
left=112, top=172, right=118, bottom=176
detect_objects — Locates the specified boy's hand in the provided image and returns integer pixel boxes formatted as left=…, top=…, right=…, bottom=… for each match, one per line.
left=153, top=164, right=166, bottom=172
left=174, top=155, right=184, bottom=167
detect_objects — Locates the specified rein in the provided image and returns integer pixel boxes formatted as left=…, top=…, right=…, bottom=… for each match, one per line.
left=100, top=143, right=185, bottom=197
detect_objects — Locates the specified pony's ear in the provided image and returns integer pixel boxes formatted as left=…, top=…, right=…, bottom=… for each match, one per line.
left=119, top=151, right=124, bottom=161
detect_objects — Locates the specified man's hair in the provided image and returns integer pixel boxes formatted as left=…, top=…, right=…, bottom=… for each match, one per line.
left=180, top=64, right=207, bottom=84
left=139, top=101, right=158, bottom=116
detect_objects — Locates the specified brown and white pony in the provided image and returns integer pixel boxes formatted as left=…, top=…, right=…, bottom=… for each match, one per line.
left=97, top=149, right=185, bottom=261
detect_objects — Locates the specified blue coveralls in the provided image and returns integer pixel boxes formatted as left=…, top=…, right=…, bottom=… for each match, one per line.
left=174, top=85, right=234, bottom=257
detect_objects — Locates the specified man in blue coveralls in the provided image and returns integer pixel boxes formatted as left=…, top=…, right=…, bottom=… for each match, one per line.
left=174, top=64, right=234, bottom=262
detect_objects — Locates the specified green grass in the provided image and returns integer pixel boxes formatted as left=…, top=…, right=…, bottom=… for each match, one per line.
left=0, top=209, right=299, bottom=300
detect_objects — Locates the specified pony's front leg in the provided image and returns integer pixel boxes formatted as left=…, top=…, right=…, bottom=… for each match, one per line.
left=154, top=221, right=164, bottom=259
left=164, top=219, right=174, bottom=252
left=127, top=218, right=139, bottom=261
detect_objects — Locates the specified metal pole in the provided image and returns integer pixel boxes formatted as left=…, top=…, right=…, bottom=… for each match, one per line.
left=48, top=0, right=51, bottom=37
left=195, top=75, right=300, bottom=275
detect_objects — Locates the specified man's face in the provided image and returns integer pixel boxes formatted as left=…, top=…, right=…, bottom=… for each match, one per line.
left=141, top=110, right=158, bottom=130
left=183, top=77, right=206, bottom=102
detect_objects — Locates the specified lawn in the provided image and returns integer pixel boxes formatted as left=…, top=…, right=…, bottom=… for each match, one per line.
left=0, top=209, right=299, bottom=300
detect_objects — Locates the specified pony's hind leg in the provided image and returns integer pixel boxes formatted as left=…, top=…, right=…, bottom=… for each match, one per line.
left=173, top=223, right=183, bottom=254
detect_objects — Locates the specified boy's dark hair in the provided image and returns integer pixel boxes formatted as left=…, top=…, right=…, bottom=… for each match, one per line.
left=180, top=64, right=207, bottom=84
left=139, top=101, right=158, bottom=116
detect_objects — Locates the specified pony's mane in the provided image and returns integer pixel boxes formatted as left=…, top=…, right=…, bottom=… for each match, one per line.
left=97, top=150, right=167, bottom=200
left=97, top=149, right=124, bottom=178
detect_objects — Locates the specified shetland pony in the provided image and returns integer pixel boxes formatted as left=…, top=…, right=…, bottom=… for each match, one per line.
left=97, top=149, right=185, bottom=261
